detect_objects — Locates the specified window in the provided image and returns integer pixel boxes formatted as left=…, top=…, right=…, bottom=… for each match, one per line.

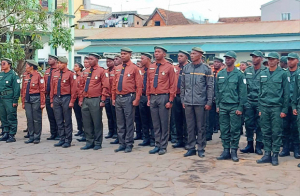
left=88, top=22, right=95, bottom=26
left=281, top=13, right=291, bottom=21
left=137, top=21, right=139, bottom=25
left=155, top=21, right=160, bottom=26
left=74, top=56, right=82, bottom=64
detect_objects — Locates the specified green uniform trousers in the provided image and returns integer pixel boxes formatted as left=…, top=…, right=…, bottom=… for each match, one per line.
left=283, top=107, right=299, bottom=144
left=219, top=103, right=241, bottom=149
left=244, top=101, right=262, bottom=142
left=260, top=106, right=283, bottom=153
left=0, top=98, right=17, bottom=135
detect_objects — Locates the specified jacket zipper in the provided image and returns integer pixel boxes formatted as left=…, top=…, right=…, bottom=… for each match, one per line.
left=191, top=66, right=195, bottom=104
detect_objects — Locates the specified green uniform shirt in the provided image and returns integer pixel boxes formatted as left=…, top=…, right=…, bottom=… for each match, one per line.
left=259, top=66, right=289, bottom=113
left=216, top=67, right=247, bottom=112
left=291, top=69, right=300, bottom=110
left=0, top=69, right=21, bottom=104
left=287, top=68, right=298, bottom=107
left=244, top=64, right=267, bottom=103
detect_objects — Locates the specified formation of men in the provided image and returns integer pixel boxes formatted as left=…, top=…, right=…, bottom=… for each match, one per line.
left=1, top=47, right=300, bottom=168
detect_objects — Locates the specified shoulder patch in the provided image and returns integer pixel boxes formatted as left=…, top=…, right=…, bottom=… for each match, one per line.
left=243, top=79, right=246, bottom=84
left=139, top=70, right=142, bottom=75
left=40, top=79, right=44, bottom=83
left=17, top=79, right=21, bottom=83
left=105, top=72, right=109, bottom=77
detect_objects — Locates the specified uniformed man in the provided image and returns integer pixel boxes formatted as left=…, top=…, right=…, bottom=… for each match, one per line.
left=45, top=54, right=59, bottom=140
left=181, top=47, right=214, bottom=157
left=247, top=60, right=253, bottom=67
left=280, top=56, right=288, bottom=69
left=172, top=50, right=189, bottom=149
left=22, top=60, right=45, bottom=144
left=134, top=59, right=143, bottom=141
left=257, top=52, right=289, bottom=166
left=240, top=51, right=266, bottom=155
left=79, top=53, right=109, bottom=150
left=216, top=51, right=247, bottom=162
left=138, top=53, right=155, bottom=147
left=112, top=47, right=143, bottom=153
left=50, top=56, right=77, bottom=148
left=239, top=61, right=248, bottom=72
left=0, top=58, right=21, bottom=142
left=147, top=46, right=176, bottom=155
left=83, top=55, right=90, bottom=69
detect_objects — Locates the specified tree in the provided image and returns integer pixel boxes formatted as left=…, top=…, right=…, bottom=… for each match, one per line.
left=0, top=0, right=74, bottom=75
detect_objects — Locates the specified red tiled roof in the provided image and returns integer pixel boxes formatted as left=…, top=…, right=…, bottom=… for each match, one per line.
left=144, top=8, right=190, bottom=26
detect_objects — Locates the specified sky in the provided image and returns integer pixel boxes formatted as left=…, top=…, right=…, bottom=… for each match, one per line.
left=91, top=0, right=271, bottom=22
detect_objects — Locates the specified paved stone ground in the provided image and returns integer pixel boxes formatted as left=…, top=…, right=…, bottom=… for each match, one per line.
left=0, top=107, right=299, bottom=196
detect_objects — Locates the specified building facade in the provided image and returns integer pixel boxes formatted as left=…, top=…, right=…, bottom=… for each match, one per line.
left=261, top=0, right=300, bottom=21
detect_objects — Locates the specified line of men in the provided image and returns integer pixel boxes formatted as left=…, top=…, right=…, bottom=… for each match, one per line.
left=0, top=47, right=300, bottom=168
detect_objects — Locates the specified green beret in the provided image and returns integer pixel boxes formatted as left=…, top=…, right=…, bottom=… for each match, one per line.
left=214, top=57, right=224, bottom=63
left=287, top=53, right=300, bottom=59
left=141, top=52, right=153, bottom=59
left=178, top=50, right=190, bottom=57
left=26, top=59, right=39, bottom=67
left=266, top=52, right=280, bottom=59
left=1, top=58, right=13, bottom=64
left=250, top=51, right=264, bottom=58
left=154, top=46, right=167, bottom=52
left=58, top=56, right=68, bottom=63
left=192, top=47, right=205, bottom=54
left=165, top=57, right=173, bottom=64
left=280, top=56, right=288, bottom=63
left=121, top=47, right=133, bottom=53
left=89, top=53, right=101, bottom=59
left=105, top=56, right=115, bottom=60
left=224, top=51, right=237, bottom=59
left=48, top=54, right=58, bottom=60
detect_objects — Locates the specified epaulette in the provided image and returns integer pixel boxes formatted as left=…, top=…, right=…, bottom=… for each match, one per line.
left=282, top=68, right=288, bottom=71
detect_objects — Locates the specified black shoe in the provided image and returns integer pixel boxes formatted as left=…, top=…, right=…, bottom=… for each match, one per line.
left=240, top=141, right=254, bottom=153
left=231, top=149, right=239, bottom=162
left=112, top=134, right=118, bottom=139
left=256, top=151, right=272, bottom=164
left=150, top=141, right=155, bottom=147
left=206, top=137, right=212, bottom=141
left=115, top=145, right=126, bottom=152
left=172, top=142, right=185, bottom=148
left=25, top=139, right=34, bottom=144
left=47, top=135, right=56, bottom=140
left=80, top=144, right=94, bottom=150
left=184, top=149, right=196, bottom=157
left=138, top=139, right=150, bottom=146
left=93, top=145, right=102, bottom=150
left=134, top=133, right=142, bottom=140
left=24, top=134, right=29, bottom=139
left=110, top=139, right=119, bottom=144
left=217, top=149, right=231, bottom=160
left=33, top=140, right=40, bottom=144
left=54, top=141, right=65, bottom=147
left=213, top=129, right=218, bottom=133
left=198, top=150, right=205, bottom=158
left=171, top=138, right=177, bottom=144
left=23, top=128, right=28, bottom=132
left=293, top=145, right=300, bottom=159
left=124, top=146, right=133, bottom=153
left=279, top=140, right=290, bottom=157
left=0, top=133, right=9, bottom=141
left=77, top=136, right=86, bottom=142
left=105, top=132, right=113, bottom=139
left=75, top=130, right=84, bottom=137
left=6, top=135, right=16, bottom=143
left=272, top=152, right=279, bottom=166
left=149, top=147, right=160, bottom=154
left=255, top=142, right=263, bottom=155
left=298, top=163, right=300, bottom=168
left=62, top=143, right=71, bottom=148
left=55, top=135, right=61, bottom=140
left=158, top=149, right=167, bottom=155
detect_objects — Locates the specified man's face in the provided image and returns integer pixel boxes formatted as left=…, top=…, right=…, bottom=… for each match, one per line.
left=252, top=56, right=262, bottom=66
left=84, top=59, right=90, bottom=68
left=240, top=63, right=247, bottom=72
left=114, top=57, right=122, bottom=66
left=88, top=55, right=97, bottom=67
left=178, top=53, right=188, bottom=65
left=121, top=51, right=131, bottom=63
left=106, top=59, right=114, bottom=68
left=190, top=51, right=202, bottom=63
left=1, top=60, right=10, bottom=71
left=213, top=60, right=222, bottom=70
left=25, top=63, right=33, bottom=72
left=58, top=61, right=67, bottom=70
left=136, top=61, right=142, bottom=68
left=268, top=58, right=279, bottom=68
left=288, top=58, right=299, bottom=69
left=73, top=64, right=81, bottom=72
left=48, top=57, right=56, bottom=65
left=280, top=61, right=287, bottom=69
left=140, top=55, right=150, bottom=67
left=154, top=49, right=165, bottom=61
left=225, top=57, right=235, bottom=67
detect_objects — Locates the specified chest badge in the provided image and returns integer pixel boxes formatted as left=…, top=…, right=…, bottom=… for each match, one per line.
left=162, top=72, right=165, bottom=76
left=127, top=74, right=130, bottom=77
left=63, top=80, right=66, bottom=83
left=32, top=84, right=35, bottom=86
left=6, top=81, right=8, bottom=84
left=95, top=76, right=98, bottom=79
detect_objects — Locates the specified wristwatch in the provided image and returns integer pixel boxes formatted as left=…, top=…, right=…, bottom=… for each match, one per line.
left=169, top=101, right=173, bottom=104
left=101, top=100, right=105, bottom=103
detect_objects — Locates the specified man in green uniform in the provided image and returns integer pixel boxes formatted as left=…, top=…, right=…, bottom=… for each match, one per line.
left=257, top=52, right=289, bottom=166
left=240, top=51, right=266, bottom=155
left=216, top=51, right=247, bottom=162
left=0, top=58, right=21, bottom=142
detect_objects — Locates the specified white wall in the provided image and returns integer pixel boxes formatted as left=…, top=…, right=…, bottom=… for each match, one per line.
left=78, top=21, right=104, bottom=29
left=261, top=0, right=300, bottom=21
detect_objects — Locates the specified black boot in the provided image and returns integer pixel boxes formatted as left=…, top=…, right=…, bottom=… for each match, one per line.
left=112, top=134, right=118, bottom=139
left=240, top=141, right=254, bottom=153
left=149, top=147, right=160, bottom=154
left=0, top=133, right=9, bottom=141
left=24, top=132, right=29, bottom=138
left=279, top=140, right=290, bottom=157
left=80, top=144, right=94, bottom=150
left=124, top=146, right=133, bottom=153
left=217, top=149, right=231, bottom=160
left=105, top=132, right=113, bottom=139
left=77, top=135, right=86, bottom=142
left=23, top=128, right=28, bottom=132
left=47, top=134, right=56, bottom=140
left=134, top=132, right=142, bottom=140
left=110, top=138, right=119, bottom=144
left=25, top=139, right=34, bottom=144
left=184, top=149, right=196, bottom=157
left=138, top=139, right=150, bottom=146
left=54, top=140, right=65, bottom=147
left=114, top=145, right=126, bottom=152
left=272, top=152, right=279, bottom=166
left=198, top=150, right=205, bottom=158
left=172, top=142, right=185, bottom=148
left=6, top=135, right=16, bottom=143
left=255, top=142, right=263, bottom=155
left=298, top=163, right=300, bottom=168
left=231, top=149, right=239, bottom=162
left=75, top=130, right=83, bottom=137
left=256, top=151, right=272, bottom=164
left=293, top=145, right=300, bottom=159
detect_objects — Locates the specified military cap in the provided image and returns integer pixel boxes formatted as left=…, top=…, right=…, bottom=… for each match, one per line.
left=115, top=54, right=121, bottom=58
left=105, top=56, right=115, bottom=60
left=26, top=59, right=39, bottom=68
left=1, top=58, right=13, bottom=64
left=266, top=52, right=280, bottom=59
left=84, top=55, right=89, bottom=60
left=192, top=47, right=205, bottom=54
left=154, top=46, right=167, bottom=52
left=48, top=54, right=58, bottom=60
left=224, top=51, right=237, bottom=59
left=141, top=52, right=153, bottom=59
left=250, top=51, right=264, bottom=58
left=75, top=62, right=84, bottom=69
left=214, top=57, right=224, bottom=63
left=165, top=57, right=173, bottom=64
left=89, top=53, right=101, bottom=59
left=121, top=47, right=133, bottom=53
left=280, top=56, right=288, bottom=63
left=287, top=53, right=300, bottom=59
left=57, top=56, right=68, bottom=63
left=178, top=50, right=190, bottom=57
left=262, top=59, right=268, bottom=64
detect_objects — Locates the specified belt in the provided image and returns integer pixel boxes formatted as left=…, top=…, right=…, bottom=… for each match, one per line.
left=29, top=93, right=40, bottom=96
left=142, top=93, right=147, bottom=96
left=117, top=93, right=135, bottom=98
left=176, top=94, right=180, bottom=97
left=56, top=94, right=70, bottom=98
left=0, top=90, right=13, bottom=96
left=151, top=93, right=169, bottom=96
left=86, top=96, right=101, bottom=99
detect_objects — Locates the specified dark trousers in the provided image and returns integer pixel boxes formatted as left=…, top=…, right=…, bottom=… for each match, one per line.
left=105, top=97, right=117, bottom=136
left=53, top=95, right=73, bottom=144
left=283, top=106, right=299, bottom=144
left=135, top=106, right=142, bottom=136
left=46, top=94, right=58, bottom=136
left=173, top=95, right=187, bottom=143
left=0, top=98, right=18, bottom=135
left=139, top=95, right=154, bottom=142
left=244, top=101, right=262, bottom=142
left=81, top=97, right=103, bottom=146
left=150, top=94, right=170, bottom=149
left=185, top=105, right=206, bottom=150
left=115, top=94, right=135, bottom=147
left=73, top=98, right=83, bottom=132
left=170, top=107, right=177, bottom=141
left=206, top=102, right=217, bottom=139
left=25, top=95, right=42, bottom=141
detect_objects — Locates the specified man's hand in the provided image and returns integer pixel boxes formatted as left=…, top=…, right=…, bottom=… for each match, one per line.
left=51, top=103, right=53, bottom=108
left=13, top=103, right=18, bottom=107
left=216, top=108, right=220, bottom=113
left=280, top=112, right=287, bottom=118
left=132, top=99, right=139, bottom=106
left=69, top=103, right=74, bottom=108
left=182, top=103, right=185, bottom=109
left=41, top=105, right=45, bottom=110
left=259, top=112, right=261, bottom=116
left=79, top=101, right=82, bottom=107
left=293, top=109, right=298, bottom=116
left=22, top=105, right=25, bottom=109
left=165, top=102, right=173, bottom=109
left=147, top=100, right=150, bottom=107
left=100, top=102, right=105, bottom=108
left=236, top=110, right=242, bottom=115
left=205, top=105, right=212, bottom=111
left=112, top=100, right=116, bottom=106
